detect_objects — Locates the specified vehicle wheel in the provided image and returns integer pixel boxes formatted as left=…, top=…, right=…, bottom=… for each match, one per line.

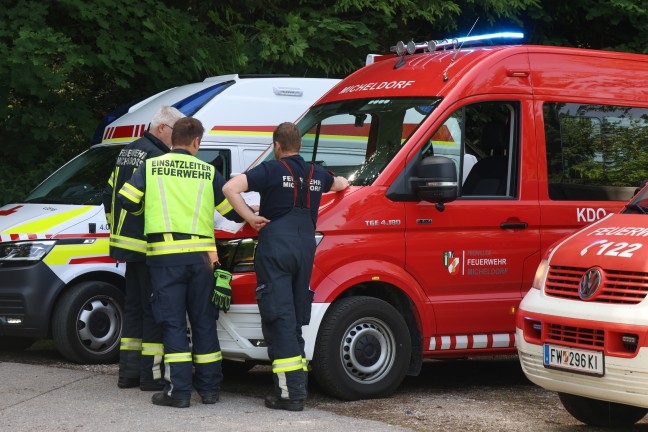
left=0, top=336, right=36, bottom=351
left=559, top=392, right=648, bottom=427
left=52, top=281, right=123, bottom=364
left=311, top=296, right=412, bottom=400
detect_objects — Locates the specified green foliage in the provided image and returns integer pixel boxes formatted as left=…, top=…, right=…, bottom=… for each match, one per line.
left=523, top=0, right=648, bottom=53
left=0, top=0, right=238, bottom=205
left=1, top=0, right=647, bottom=205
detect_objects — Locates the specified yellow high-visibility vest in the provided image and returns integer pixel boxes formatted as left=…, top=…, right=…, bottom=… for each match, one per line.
left=144, top=153, right=215, bottom=240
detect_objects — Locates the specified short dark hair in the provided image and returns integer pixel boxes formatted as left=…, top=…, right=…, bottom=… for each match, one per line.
left=171, top=117, right=204, bottom=148
left=273, top=122, right=301, bottom=152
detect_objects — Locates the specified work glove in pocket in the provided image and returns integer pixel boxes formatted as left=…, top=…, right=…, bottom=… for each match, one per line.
left=212, top=269, right=232, bottom=312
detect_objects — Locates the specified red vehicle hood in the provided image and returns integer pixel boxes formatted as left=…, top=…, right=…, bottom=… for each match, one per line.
left=550, top=213, right=648, bottom=272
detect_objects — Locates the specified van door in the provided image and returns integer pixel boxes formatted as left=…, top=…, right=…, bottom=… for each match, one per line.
left=405, top=100, right=541, bottom=342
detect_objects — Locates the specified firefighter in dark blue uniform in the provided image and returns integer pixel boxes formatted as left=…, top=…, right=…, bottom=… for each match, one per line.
left=118, top=117, right=244, bottom=408
left=223, top=122, right=348, bottom=411
left=102, top=106, right=184, bottom=391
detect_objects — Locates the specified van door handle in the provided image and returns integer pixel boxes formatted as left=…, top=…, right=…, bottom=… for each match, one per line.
left=500, top=222, right=528, bottom=229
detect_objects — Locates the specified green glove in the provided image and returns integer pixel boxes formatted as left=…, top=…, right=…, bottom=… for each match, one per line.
left=212, top=269, right=232, bottom=312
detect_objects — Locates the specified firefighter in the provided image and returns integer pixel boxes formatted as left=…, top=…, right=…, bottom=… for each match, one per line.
left=223, top=122, right=348, bottom=411
left=118, top=117, right=244, bottom=408
left=102, top=106, right=184, bottom=391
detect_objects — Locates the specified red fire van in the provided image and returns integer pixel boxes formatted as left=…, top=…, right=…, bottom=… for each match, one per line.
left=215, top=33, right=648, bottom=400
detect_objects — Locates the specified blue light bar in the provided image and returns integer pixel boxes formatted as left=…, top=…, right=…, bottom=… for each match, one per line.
left=173, top=82, right=234, bottom=116
left=391, top=32, right=524, bottom=55
left=456, top=32, right=523, bottom=44
left=432, top=32, right=524, bottom=51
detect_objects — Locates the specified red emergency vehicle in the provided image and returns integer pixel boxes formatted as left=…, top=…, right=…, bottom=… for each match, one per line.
left=517, top=182, right=648, bottom=426
left=215, top=33, right=648, bottom=400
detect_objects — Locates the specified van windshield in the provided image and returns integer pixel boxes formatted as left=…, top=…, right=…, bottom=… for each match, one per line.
left=24, top=145, right=122, bottom=205
left=257, top=97, right=441, bottom=186
left=624, top=185, right=648, bottom=214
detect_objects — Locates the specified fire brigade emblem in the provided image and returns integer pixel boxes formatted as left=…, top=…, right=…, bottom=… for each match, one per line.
left=443, top=251, right=460, bottom=275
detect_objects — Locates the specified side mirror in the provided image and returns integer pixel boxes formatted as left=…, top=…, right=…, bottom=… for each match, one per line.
left=410, top=156, right=458, bottom=210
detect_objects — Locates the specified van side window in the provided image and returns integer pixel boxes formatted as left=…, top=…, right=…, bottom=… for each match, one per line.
left=423, top=102, right=519, bottom=198
left=544, top=103, right=648, bottom=201
left=196, top=149, right=231, bottom=179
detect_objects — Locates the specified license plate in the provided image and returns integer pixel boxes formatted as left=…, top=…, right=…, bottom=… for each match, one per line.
left=543, top=344, right=605, bottom=376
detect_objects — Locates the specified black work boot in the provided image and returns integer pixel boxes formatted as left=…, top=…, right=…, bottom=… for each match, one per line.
left=117, top=377, right=139, bottom=389
left=151, top=392, right=190, bottom=408
left=264, top=395, right=304, bottom=412
left=140, top=378, right=165, bottom=391
left=200, top=392, right=220, bottom=404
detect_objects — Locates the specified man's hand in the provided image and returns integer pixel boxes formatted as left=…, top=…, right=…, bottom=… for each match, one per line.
left=247, top=214, right=270, bottom=231
left=212, top=269, right=232, bottom=312
left=208, top=250, right=219, bottom=267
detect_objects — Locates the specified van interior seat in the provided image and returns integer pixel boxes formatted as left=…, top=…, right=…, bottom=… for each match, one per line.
left=462, top=153, right=478, bottom=183
left=462, top=122, right=509, bottom=196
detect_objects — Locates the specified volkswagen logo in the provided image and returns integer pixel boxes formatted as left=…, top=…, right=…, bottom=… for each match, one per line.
left=579, top=268, right=602, bottom=300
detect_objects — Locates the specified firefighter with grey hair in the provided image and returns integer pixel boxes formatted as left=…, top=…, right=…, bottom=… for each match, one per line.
left=103, top=105, right=184, bottom=391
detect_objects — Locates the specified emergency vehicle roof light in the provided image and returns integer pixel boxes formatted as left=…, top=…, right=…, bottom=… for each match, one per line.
left=390, top=32, right=524, bottom=56
left=393, top=41, right=406, bottom=56
left=430, top=32, right=524, bottom=51
left=172, top=81, right=234, bottom=116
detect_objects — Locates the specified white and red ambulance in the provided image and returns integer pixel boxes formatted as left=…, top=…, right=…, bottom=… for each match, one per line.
left=516, top=187, right=648, bottom=427
left=0, top=75, right=339, bottom=363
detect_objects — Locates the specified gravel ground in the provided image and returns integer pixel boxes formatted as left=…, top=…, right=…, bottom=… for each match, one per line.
left=2, top=340, right=648, bottom=431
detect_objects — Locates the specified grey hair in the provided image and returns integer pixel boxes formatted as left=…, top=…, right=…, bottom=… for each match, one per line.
left=150, top=106, right=185, bottom=129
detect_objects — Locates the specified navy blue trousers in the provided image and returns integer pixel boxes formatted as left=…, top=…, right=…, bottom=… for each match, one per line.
left=150, top=261, right=221, bottom=399
left=119, top=261, right=164, bottom=383
left=255, top=208, right=315, bottom=400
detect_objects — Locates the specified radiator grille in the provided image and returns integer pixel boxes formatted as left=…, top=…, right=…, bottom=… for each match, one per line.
left=546, top=323, right=604, bottom=348
left=545, top=266, right=648, bottom=304
left=0, top=295, right=26, bottom=316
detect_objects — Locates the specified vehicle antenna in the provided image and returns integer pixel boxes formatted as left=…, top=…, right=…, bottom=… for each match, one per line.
left=443, top=17, right=479, bottom=82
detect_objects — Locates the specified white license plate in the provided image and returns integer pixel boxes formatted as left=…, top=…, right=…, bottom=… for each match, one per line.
left=543, top=344, right=604, bottom=376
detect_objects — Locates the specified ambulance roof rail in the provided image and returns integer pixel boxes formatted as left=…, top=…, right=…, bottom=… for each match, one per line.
left=390, top=32, right=524, bottom=56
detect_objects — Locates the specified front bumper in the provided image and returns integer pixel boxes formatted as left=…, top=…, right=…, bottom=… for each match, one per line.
left=0, top=261, right=65, bottom=338
left=517, top=326, right=648, bottom=408
left=216, top=303, right=330, bottom=361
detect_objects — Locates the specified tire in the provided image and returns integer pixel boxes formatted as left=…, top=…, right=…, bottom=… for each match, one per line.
left=559, top=392, right=648, bottom=427
left=0, top=336, right=36, bottom=351
left=311, top=296, right=412, bottom=400
left=52, top=281, right=124, bottom=364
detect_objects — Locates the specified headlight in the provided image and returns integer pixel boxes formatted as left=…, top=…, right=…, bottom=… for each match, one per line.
left=0, top=240, right=56, bottom=262
left=531, top=259, right=549, bottom=290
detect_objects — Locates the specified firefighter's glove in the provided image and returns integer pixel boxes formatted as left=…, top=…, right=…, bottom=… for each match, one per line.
left=212, top=269, right=232, bottom=312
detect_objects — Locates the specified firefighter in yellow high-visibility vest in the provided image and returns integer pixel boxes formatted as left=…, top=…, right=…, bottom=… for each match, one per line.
left=118, top=117, right=243, bottom=408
